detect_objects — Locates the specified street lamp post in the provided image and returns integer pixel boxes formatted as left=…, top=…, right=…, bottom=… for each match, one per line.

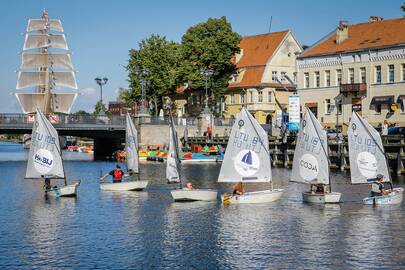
left=95, top=76, right=108, bottom=114
left=134, top=68, right=149, bottom=115
left=200, top=68, right=213, bottom=114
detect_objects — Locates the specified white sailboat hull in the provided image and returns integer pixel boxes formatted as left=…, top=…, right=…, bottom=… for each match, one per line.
left=171, top=188, right=217, bottom=202
left=221, top=189, right=284, bottom=204
left=47, top=182, right=80, bottom=197
left=100, top=181, right=148, bottom=191
left=302, top=191, right=341, bottom=204
left=180, top=158, right=218, bottom=163
left=363, top=187, right=404, bottom=205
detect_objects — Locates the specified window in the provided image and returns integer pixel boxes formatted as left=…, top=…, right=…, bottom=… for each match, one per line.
left=281, top=72, right=286, bottom=82
left=304, top=73, right=309, bottom=88
left=349, top=68, right=354, bottom=84
left=336, top=69, right=342, bottom=86
left=388, top=64, right=394, bottom=83
left=258, top=90, right=263, bottom=103
left=249, top=92, right=253, bottom=103
left=230, top=94, right=235, bottom=104
left=360, top=67, right=366, bottom=83
left=268, top=91, right=272, bottom=103
left=315, top=71, right=320, bottom=87
left=325, top=70, right=331, bottom=87
left=402, top=64, right=405, bottom=81
left=240, top=93, right=245, bottom=104
left=272, top=71, right=278, bottom=82
left=375, top=65, right=381, bottom=83
left=325, top=99, right=332, bottom=114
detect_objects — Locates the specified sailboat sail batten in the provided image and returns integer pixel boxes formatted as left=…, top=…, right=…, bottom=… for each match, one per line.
left=166, top=113, right=181, bottom=183
left=21, top=52, right=73, bottom=70
left=17, top=71, right=77, bottom=89
left=126, top=114, right=139, bottom=173
left=23, top=34, right=68, bottom=50
left=27, top=19, right=64, bottom=32
left=348, top=112, right=390, bottom=184
left=218, top=107, right=271, bottom=183
left=291, top=108, right=329, bottom=185
left=26, top=110, right=64, bottom=179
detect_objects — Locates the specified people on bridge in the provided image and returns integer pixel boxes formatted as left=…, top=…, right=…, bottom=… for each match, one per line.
left=100, top=165, right=125, bottom=183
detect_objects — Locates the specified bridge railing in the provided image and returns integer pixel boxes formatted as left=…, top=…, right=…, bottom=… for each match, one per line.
left=0, top=114, right=234, bottom=127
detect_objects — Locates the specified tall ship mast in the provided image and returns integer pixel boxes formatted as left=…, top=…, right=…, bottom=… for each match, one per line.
left=15, top=10, right=78, bottom=114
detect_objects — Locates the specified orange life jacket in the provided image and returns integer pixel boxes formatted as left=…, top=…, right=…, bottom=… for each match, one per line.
left=113, top=169, right=123, bottom=181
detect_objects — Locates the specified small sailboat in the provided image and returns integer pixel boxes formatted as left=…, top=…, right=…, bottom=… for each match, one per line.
left=218, top=107, right=283, bottom=204
left=348, top=111, right=403, bottom=205
left=100, top=113, right=148, bottom=191
left=168, top=111, right=217, bottom=202
left=26, top=109, right=79, bottom=197
left=291, top=107, right=341, bottom=203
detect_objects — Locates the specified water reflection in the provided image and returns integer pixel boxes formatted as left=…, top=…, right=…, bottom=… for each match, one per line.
left=0, top=143, right=404, bottom=269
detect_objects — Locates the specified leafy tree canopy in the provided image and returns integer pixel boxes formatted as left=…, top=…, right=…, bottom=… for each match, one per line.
left=127, top=34, right=180, bottom=115
left=178, top=16, right=241, bottom=102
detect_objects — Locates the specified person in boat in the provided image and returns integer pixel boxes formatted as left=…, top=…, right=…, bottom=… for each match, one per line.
left=100, top=165, right=125, bottom=183
left=186, top=182, right=193, bottom=190
left=42, top=175, right=52, bottom=191
left=233, top=181, right=245, bottom=195
left=370, top=174, right=388, bottom=197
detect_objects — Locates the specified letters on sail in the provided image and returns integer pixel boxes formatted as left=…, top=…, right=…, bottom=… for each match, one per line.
left=126, top=114, right=139, bottom=174
left=348, top=111, right=390, bottom=184
left=290, top=107, right=329, bottom=185
left=218, top=107, right=271, bottom=183
left=26, top=109, right=64, bottom=179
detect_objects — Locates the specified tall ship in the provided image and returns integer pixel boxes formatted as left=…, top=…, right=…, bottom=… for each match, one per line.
left=14, top=10, right=78, bottom=114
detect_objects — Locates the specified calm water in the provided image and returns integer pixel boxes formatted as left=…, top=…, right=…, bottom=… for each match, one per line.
left=0, top=142, right=404, bottom=269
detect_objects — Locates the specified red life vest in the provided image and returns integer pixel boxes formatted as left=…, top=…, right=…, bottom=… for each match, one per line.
left=113, top=169, right=123, bottom=181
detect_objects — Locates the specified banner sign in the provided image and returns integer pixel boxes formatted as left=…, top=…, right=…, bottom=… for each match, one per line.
left=288, top=95, right=300, bottom=131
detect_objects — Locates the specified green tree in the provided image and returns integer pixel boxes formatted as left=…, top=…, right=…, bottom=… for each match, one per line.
left=94, top=101, right=107, bottom=115
left=74, top=110, right=90, bottom=115
left=127, top=34, right=180, bottom=115
left=178, top=17, right=241, bottom=111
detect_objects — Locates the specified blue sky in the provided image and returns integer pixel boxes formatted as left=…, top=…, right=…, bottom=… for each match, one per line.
left=0, top=0, right=403, bottom=113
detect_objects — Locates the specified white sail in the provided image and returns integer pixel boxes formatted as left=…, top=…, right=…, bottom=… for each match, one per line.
left=17, top=71, right=77, bottom=89
left=27, top=19, right=63, bottom=32
left=15, top=93, right=78, bottom=114
left=348, top=111, right=390, bottom=184
left=166, top=113, right=181, bottom=183
left=291, top=107, right=329, bottom=185
left=21, top=52, right=74, bottom=70
left=26, top=109, right=64, bottom=179
left=126, top=114, right=139, bottom=173
left=23, top=34, right=68, bottom=50
left=218, top=107, right=271, bottom=183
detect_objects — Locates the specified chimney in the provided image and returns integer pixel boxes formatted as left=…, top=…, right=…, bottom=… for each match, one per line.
left=336, top=21, right=349, bottom=44
left=369, top=16, right=383, bottom=22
